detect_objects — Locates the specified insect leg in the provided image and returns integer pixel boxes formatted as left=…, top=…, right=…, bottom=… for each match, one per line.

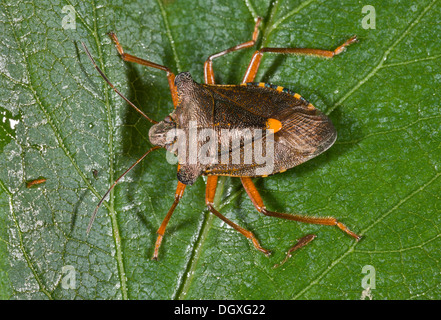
left=82, top=43, right=158, bottom=124
left=242, top=35, right=358, bottom=83
left=203, top=17, right=261, bottom=84
left=240, top=177, right=361, bottom=240
left=152, top=181, right=186, bottom=260
left=205, top=176, right=271, bottom=256
left=273, top=234, right=317, bottom=268
left=108, top=32, right=179, bottom=107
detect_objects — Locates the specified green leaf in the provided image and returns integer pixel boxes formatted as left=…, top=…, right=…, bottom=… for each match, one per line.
left=1, top=0, right=440, bottom=300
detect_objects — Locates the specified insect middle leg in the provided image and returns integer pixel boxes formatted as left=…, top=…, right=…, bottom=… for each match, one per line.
left=204, top=17, right=261, bottom=84
left=240, top=177, right=361, bottom=240
left=205, top=176, right=271, bottom=256
left=108, top=32, right=179, bottom=107
left=242, top=35, right=358, bottom=83
left=152, top=181, right=186, bottom=260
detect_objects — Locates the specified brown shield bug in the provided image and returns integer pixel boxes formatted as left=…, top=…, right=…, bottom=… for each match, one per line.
left=82, top=17, right=361, bottom=260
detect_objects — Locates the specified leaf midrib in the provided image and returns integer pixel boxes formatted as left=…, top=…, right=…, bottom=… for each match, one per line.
left=88, top=0, right=128, bottom=299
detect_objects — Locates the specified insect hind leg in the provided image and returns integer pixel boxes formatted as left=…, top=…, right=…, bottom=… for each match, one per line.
left=240, top=177, right=361, bottom=240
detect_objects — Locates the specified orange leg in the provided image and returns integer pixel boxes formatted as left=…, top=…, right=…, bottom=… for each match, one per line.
left=152, top=181, right=187, bottom=260
left=108, top=32, right=179, bottom=107
left=204, top=17, right=262, bottom=84
left=242, top=35, right=358, bottom=83
left=240, top=177, right=361, bottom=240
left=205, top=176, right=271, bottom=256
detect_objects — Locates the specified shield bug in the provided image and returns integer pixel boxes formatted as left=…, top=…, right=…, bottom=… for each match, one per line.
left=83, top=17, right=361, bottom=260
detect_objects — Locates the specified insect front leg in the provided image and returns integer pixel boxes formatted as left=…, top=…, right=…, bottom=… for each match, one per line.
left=108, top=32, right=179, bottom=107
left=205, top=176, right=271, bottom=256
left=152, top=181, right=186, bottom=260
left=240, top=177, right=361, bottom=240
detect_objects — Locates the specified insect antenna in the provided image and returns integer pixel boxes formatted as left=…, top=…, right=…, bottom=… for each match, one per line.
left=81, top=42, right=158, bottom=124
left=87, top=145, right=161, bottom=234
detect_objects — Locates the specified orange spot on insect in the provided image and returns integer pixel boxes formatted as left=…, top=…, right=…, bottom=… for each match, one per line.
left=294, top=93, right=301, bottom=99
left=276, top=86, right=284, bottom=92
left=307, top=103, right=315, bottom=110
left=266, top=118, right=282, bottom=133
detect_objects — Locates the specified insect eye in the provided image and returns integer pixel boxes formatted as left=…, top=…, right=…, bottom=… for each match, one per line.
left=164, top=115, right=173, bottom=123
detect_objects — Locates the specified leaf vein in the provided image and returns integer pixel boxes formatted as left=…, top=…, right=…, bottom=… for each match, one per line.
left=327, top=0, right=439, bottom=115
